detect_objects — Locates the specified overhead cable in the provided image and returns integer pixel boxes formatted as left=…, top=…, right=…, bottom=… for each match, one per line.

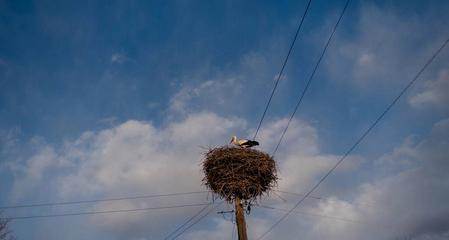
left=0, top=191, right=208, bottom=210
left=7, top=202, right=212, bottom=220
left=253, top=0, right=313, bottom=140
left=271, top=0, right=350, bottom=156
left=170, top=202, right=224, bottom=240
left=256, top=34, right=449, bottom=240
left=164, top=204, right=211, bottom=240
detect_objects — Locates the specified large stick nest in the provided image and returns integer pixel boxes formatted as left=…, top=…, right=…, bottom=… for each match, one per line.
left=202, top=146, right=278, bottom=202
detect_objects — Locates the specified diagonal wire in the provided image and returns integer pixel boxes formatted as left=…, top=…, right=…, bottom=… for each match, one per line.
left=274, top=190, right=321, bottom=200
left=171, top=202, right=224, bottom=240
left=271, top=0, right=350, bottom=156
left=0, top=188, right=345, bottom=211
left=164, top=204, right=211, bottom=240
left=253, top=0, right=313, bottom=140
left=258, top=205, right=390, bottom=228
left=273, top=190, right=378, bottom=209
left=7, top=202, right=212, bottom=220
left=0, top=191, right=208, bottom=210
left=259, top=205, right=362, bottom=224
left=256, top=35, right=449, bottom=240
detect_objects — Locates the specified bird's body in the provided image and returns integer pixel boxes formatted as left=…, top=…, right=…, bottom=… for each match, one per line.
left=230, top=136, right=259, bottom=148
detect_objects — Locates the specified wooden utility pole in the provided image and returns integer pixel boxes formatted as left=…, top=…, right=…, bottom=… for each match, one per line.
left=234, top=197, right=248, bottom=240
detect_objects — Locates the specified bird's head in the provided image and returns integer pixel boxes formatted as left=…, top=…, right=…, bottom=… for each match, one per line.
left=230, top=136, right=237, bottom=143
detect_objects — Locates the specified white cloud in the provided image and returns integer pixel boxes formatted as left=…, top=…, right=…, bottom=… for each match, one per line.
left=57, top=114, right=247, bottom=201
left=226, top=117, right=449, bottom=240
left=97, top=116, right=118, bottom=126
left=168, top=78, right=243, bottom=117
left=8, top=137, right=70, bottom=201
left=3, top=2, right=449, bottom=240
left=111, top=53, right=128, bottom=64
left=0, top=127, right=21, bottom=160
left=7, top=110, right=449, bottom=240
left=409, top=69, right=449, bottom=112
left=6, top=4, right=449, bottom=236
left=8, top=112, right=247, bottom=239
left=166, top=44, right=290, bottom=121
left=300, top=118, right=449, bottom=240
left=256, top=118, right=361, bottom=193
left=7, top=109, right=352, bottom=239
left=324, top=3, right=448, bottom=92
left=183, top=217, right=235, bottom=240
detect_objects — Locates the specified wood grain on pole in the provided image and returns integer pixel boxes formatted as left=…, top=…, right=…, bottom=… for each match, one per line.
left=234, top=197, right=248, bottom=240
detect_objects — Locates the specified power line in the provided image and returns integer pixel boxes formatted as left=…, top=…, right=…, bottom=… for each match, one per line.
left=271, top=0, right=350, bottom=156
left=164, top=203, right=211, bottom=240
left=0, top=189, right=330, bottom=211
left=0, top=191, right=208, bottom=210
left=274, top=190, right=378, bottom=209
left=170, top=202, right=224, bottom=240
left=6, top=202, right=212, bottom=220
left=274, top=190, right=321, bottom=200
left=0, top=187, right=373, bottom=213
left=259, top=205, right=361, bottom=225
left=256, top=34, right=449, bottom=240
left=258, top=205, right=389, bottom=228
left=253, top=0, right=313, bottom=140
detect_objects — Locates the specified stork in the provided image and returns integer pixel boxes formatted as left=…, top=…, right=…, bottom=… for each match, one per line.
left=230, top=136, right=259, bottom=148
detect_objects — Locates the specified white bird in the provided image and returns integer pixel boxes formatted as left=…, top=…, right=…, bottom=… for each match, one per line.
left=230, top=136, right=259, bottom=148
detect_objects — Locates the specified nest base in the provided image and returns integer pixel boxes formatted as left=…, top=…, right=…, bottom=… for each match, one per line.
left=202, top=146, right=277, bottom=203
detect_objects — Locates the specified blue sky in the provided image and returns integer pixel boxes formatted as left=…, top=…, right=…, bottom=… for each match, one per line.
left=1, top=0, right=449, bottom=239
